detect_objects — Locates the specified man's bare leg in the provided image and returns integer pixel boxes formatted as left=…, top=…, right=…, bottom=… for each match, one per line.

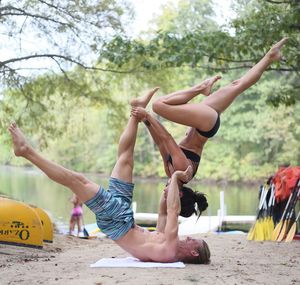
left=110, top=115, right=140, bottom=183
left=203, top=37, right=289, bottom=113
left=130, top=87, right=160, bottom=108
left=110, top=88, right=160, bottom=182
left=8, top=123, right=99, bottom=203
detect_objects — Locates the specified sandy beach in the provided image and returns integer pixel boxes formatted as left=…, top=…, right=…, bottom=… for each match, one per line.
left=0, top=232, right=299, bottom=285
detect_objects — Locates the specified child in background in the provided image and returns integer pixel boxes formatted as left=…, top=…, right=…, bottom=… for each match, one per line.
left=69, top=194, right=84, bottom=237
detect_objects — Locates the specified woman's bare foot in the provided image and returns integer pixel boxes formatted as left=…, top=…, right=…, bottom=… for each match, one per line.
left=130, top=87, right=160, bottom=108
left=193, top=76, right=222, bottom=96
left=131, top=106, right=148, bottom=121
left=267, top=37, right=288, bottom=62
left=8, top=123, right=31, bottom=157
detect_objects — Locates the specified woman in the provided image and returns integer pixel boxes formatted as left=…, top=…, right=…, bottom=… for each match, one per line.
left=131, top=38, right=288, bottom=217
left=69, top=194, right=84, bottom=236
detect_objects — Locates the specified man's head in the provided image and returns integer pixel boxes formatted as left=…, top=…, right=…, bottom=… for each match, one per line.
left=177, top=237, right=210, bottom=264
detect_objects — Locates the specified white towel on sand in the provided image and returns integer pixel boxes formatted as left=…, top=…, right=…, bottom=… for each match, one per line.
left=90, top=257, right=185, bottom=268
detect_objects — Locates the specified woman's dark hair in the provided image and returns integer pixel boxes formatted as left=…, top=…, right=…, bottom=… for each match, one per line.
left=180, top=186, right=208, bottom=218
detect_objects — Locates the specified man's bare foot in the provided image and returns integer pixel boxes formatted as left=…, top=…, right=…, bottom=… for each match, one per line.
left=267, top=37, right=288, bottom=62
left=131, top=106, right=148, bottom=121
left=130, top=87, right=160, bottom=108
left=193, top=76, right=221, bottom=96
left=8, top=123, right=31, bottom=157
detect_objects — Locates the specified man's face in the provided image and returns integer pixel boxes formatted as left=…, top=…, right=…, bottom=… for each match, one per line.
left=185, top=236, right=203, bottom=249
left=182, top=237, right=210, bottom=264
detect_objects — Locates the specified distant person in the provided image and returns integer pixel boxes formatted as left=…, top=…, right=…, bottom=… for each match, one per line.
left=8, top=90, right=210, bottom=264
left=69, top=194, right=84, bottom=237
left=131, top=37, right=288, bottom=214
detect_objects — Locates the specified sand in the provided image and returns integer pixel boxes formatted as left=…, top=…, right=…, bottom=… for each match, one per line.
left=0, top=233, right=299, bottom=285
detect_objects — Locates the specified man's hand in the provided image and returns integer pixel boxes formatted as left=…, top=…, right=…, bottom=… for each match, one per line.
left=164, top=166, right=193, bottom=244
left=173, top=166, right=193, bottom=183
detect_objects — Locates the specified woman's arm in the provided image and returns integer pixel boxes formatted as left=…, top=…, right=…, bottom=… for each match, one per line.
left=131, top=107, right=190, bottom=177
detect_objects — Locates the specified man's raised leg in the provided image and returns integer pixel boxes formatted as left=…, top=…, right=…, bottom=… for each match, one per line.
left=111, top=87, right=160, bottom=182
left=8, top=123, right=99, bottom=203
left=110, top=115, right=142, bottom=183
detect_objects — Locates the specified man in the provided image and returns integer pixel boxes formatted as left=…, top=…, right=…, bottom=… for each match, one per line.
left=8, top=89, right=210, bottom=264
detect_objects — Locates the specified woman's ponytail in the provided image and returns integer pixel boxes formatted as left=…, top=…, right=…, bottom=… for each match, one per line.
left=180, top=186, right=208, bottom=218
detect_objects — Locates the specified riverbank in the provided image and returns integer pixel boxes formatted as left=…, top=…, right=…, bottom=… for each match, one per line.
left=0, top=165, right=261, bottom=231
left=0, top=233, right=299, bottom=285
left=1, top=164, right=263, bottom=185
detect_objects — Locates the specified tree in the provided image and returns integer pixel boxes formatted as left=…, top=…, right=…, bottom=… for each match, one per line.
left=0, top=0, right=135, bottom=133
left=0, top=0, right=133, bottom=91
left=100, top=0, right=300, bottom=106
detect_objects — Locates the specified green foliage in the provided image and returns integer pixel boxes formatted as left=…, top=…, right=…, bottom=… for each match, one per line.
left=100, top=0, right=299, bottom=107
left=154, top=0, right=219, bottom=34
left=0, top=0, right=299, bottom=182
left=0, top=0, right=133, bottom=97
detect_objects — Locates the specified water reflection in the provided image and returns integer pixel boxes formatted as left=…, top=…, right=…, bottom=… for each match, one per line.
left=0, top=166, right=259, bottom=228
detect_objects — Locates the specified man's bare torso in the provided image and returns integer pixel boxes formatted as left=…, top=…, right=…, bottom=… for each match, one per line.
left=115, top=225, right=177, bottom=262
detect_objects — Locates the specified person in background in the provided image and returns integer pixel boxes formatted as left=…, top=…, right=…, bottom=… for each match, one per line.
left=69, top=194, right=84, bottom=237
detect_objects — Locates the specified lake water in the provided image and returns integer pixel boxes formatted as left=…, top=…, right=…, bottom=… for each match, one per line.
left=0, top=166, right=259, bottom=232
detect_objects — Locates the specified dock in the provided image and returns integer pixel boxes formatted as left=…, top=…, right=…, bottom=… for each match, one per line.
left=134, top=213, right=255, bottom=235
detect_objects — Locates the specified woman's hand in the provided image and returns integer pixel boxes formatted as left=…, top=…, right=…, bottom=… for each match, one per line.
left=131, top=106, right=148, bottom=121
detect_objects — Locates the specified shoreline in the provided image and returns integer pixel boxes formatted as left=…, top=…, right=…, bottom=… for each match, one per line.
left=0, top=164, right=263, bottom=186
left=1, top=233, right=299, bottom=285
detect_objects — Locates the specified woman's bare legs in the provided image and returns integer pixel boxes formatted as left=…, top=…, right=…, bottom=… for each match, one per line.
left=9, top=123, right=99, bottom=203
left=69, top=216, right=75, bottom=235
left=203, top=37, right=289, bottom=113
left=77, top=216, right=82, bottom=233
left=152, top=76, right=222, bottom=130
left=153, top=38, right=288, bottom=130
left=157, top=76, right=221, bottom=105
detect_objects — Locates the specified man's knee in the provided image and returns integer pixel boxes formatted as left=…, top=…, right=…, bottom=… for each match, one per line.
left=117, top=153, right=134, bottom=170
left=111, top=153, right=133, bottom=182
left=69, top=171, right=90, bottom=188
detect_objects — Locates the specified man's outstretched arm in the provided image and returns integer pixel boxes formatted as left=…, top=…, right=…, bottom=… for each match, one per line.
left=164, top=166, right=193, bottom=242
left=156, top=190, right=168, bottom=233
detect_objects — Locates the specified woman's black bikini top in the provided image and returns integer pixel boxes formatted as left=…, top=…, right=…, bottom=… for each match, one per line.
left=167, top=148, right=200, bottom=177
left=166, top=115, right=220, bottom=178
